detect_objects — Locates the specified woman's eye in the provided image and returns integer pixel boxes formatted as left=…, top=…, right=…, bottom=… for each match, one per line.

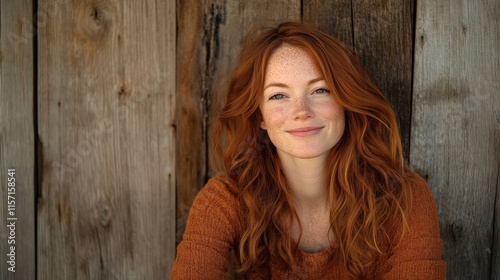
left=314, top=88, right=330, bottom=94
left=270, top=93, right=285, bottom=100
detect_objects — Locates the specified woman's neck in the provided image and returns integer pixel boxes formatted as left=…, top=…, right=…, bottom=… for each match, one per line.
left=279, top=154, right=329, bottom=210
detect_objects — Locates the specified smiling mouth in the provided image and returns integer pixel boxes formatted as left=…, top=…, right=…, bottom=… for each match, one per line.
left=287, top=126, right=324, bottom=137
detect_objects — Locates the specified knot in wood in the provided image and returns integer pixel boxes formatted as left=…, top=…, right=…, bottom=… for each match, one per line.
left=91, top=6, right=103, bottom=27
left=97, top=199, right=113, bottom=227
left=76, top=1, right=114, bottom=43
left=450, top=221, right=463, bottom=241
left=118, top=85, right=129, bottom=97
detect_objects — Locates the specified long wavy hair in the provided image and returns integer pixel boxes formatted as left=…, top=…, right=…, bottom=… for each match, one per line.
left=212, top=21, right=414, bottom=278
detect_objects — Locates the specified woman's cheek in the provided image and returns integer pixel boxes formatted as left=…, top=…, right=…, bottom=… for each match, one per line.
left=264, top=107, right=286, bottom=126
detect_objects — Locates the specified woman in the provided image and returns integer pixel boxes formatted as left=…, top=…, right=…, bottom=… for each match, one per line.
left=171, top=21, right=446, bottom=279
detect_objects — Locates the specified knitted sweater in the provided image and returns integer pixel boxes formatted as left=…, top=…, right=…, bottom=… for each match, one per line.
left=171, top=176, right=446, bottom=279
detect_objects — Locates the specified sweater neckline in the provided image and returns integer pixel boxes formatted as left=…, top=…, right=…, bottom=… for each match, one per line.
left=293, top=240, right=337, bottom=262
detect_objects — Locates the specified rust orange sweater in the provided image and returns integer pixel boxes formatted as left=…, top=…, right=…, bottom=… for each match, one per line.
left=171, top=176, right=446, bottom=279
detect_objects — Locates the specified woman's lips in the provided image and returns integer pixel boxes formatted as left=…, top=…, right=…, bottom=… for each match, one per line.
left=287, top=126, right=324, bottom=137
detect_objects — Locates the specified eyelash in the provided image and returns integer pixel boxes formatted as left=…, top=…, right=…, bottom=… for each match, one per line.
left=314, top=88, right=330, bottom=94
left=269, top=93, right=285, bottom=100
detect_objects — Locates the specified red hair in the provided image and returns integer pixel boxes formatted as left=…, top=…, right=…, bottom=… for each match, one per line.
left=212, top=21, right=414, bottom=278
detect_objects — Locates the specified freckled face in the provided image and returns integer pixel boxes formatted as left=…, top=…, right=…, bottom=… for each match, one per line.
left=259, top=44, right=345, bottom=161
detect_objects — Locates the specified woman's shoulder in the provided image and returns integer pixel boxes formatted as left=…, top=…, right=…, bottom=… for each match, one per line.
left=182, top=175, right=245, bottom=245
left=375, top=175, right=446, bottom=278
left=196, top=175, right=242, bottom=205
left=172, top=176, right=245, bottom=279
left=406, top=173, right=441, bottom=238
left=189, top=175, right=244, bottom=226
left=409, top=174, right=439, bottom=214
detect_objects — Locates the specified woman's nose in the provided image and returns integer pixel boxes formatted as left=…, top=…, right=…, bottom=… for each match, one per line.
left=292, top=96, right=313, bottom=119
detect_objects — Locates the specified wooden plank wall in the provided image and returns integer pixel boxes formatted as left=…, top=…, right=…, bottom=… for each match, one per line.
left=0, top=0, right=498, bottom=279
left=411, top=0, right=500, bottom=279
left=36, top=0, right=176, bottom=279
left=0, top=1, right=36, bottom=279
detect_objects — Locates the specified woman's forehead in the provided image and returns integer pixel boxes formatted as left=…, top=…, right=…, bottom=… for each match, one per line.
left=265, top=45, right=322, bottom=82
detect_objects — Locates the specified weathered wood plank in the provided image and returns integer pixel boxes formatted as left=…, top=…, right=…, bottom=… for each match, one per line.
left=302, top=0, right=354, bottom=47
left=176, top=0, right=207, bottom=246
left=37, top=0, right=176, bottom=278
left=494, top=177, right=500, bottom=280
left=0, top=1, right=36, bottom=279
left=351, top=0, right=415, bottom=160
left=411, top=0, right=500, bottom=279
left=176, top=1, right=300, bottom=279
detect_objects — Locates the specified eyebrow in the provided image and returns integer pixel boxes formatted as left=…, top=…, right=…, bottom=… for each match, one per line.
left=263, top=77, right=325, bottom=90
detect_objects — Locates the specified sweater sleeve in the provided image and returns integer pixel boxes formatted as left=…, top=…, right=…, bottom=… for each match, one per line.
left=381, top=177, right=447, bottom=280
left=170, top=178, right=243, bottom=279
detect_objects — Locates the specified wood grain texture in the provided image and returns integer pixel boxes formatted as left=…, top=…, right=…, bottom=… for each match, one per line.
left=176, top=1, right=300, bottom=278
left=0, top=1, right=36, bottom=279
left=37, top=0, right=176, bottom=278
left=176, top=0, right=207, bottom=245
left=494, top=174, right=500, bottom=280
left=302, top=0, right=354, bottom=47
left=351, top=0, right=415, bottom=161
left=411, top=0, right=500, bottom=279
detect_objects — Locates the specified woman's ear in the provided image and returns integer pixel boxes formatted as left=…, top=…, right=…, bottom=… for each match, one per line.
left=260, top=120, right=267, bottom=130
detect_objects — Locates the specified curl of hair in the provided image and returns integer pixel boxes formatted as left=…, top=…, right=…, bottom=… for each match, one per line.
left=211, top=21, right=414, bottom=278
